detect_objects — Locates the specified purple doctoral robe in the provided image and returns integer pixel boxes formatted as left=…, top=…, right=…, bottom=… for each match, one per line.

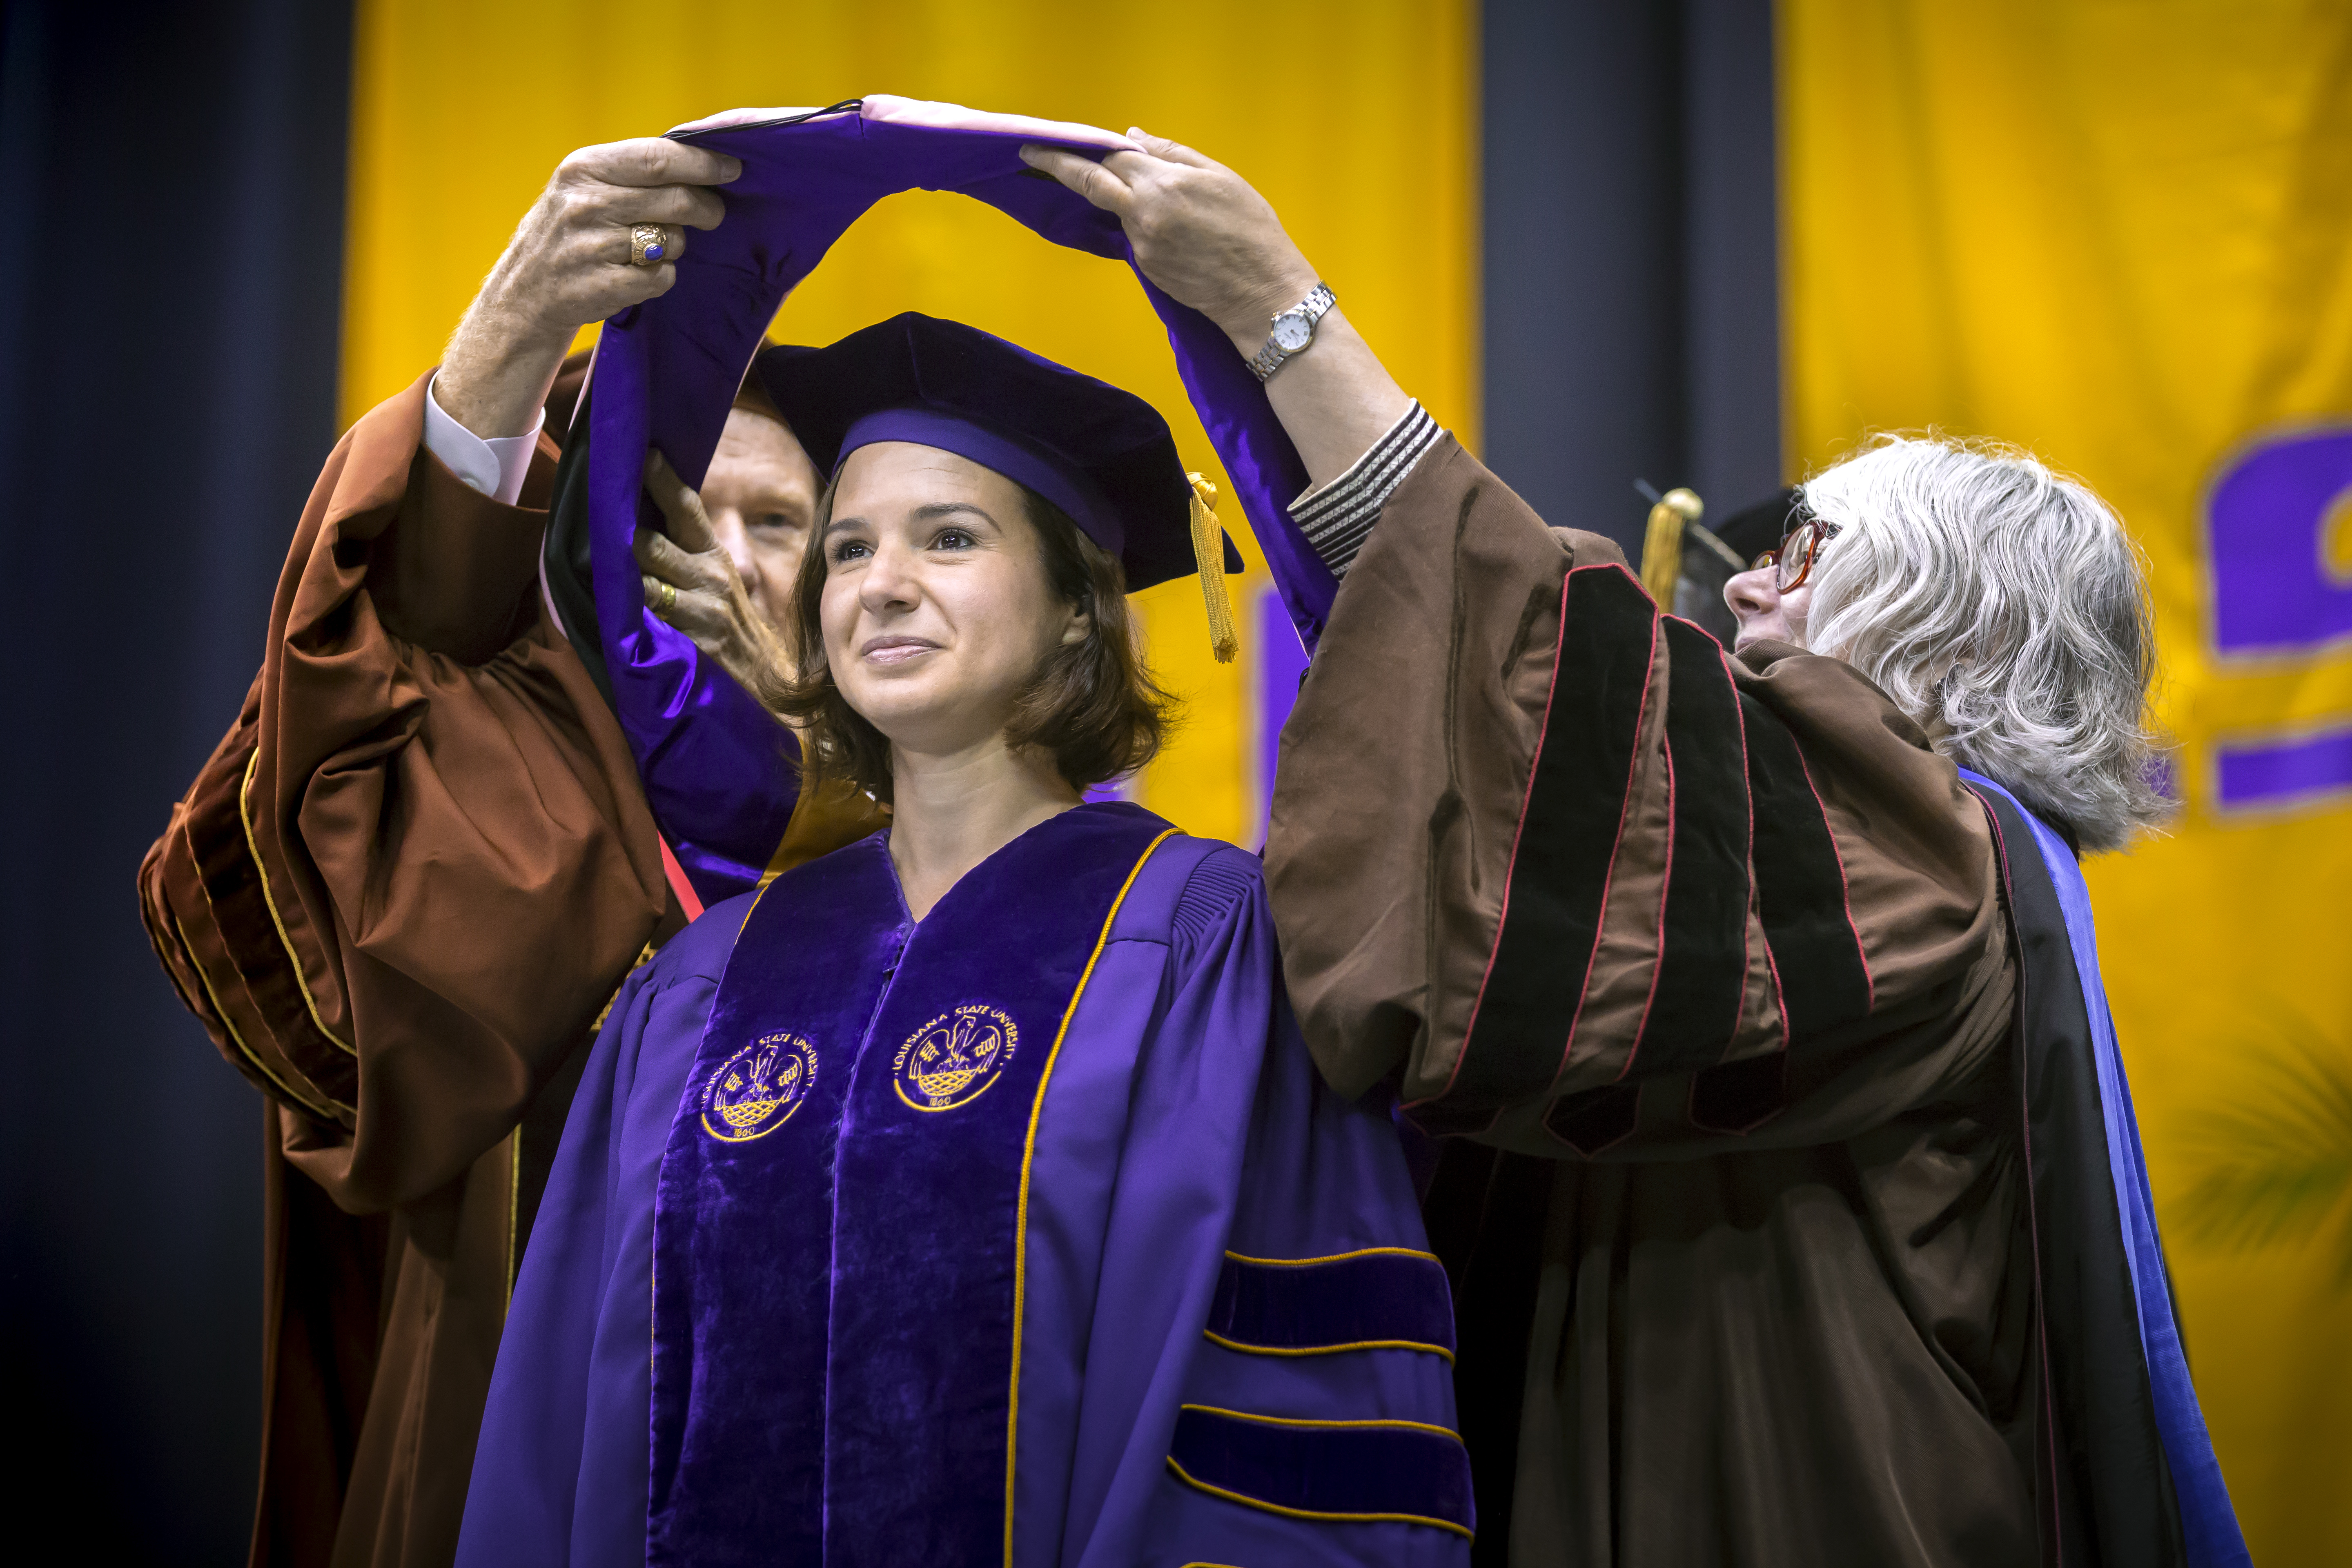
left=454, top=803, right=1469, bottom=1567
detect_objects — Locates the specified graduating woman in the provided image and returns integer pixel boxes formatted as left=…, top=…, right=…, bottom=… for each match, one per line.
left=453, top=315, right=1470, bottom=1568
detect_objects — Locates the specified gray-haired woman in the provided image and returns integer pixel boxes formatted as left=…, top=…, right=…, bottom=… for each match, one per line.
left=1734, top=435, right=2170, bottom=854
left=1027, top=134, right=2244, bottom=1567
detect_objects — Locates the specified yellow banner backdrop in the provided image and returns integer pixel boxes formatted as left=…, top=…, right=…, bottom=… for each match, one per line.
left=341, top=0, right=1474, bottom=850
left=1786, top=2, right=2352, bottom=1560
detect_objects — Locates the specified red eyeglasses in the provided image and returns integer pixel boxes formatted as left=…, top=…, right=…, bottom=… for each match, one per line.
left=1750, top=513, right=1843, bottom=592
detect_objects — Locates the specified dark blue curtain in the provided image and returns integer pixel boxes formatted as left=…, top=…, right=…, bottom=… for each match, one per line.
left=0, top=2, right=352, bottom=1561
left=1483, top=0, right=1782, bottom=552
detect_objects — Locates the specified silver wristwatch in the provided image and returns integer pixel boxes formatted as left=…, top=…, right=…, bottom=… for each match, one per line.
left=1248, top=282, right=1337, bottom=382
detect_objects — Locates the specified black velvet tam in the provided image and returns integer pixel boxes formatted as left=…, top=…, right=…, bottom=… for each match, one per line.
left=753, top=313, right=1241, bottom=594
left=1711, top=485, right=1807, bottom=565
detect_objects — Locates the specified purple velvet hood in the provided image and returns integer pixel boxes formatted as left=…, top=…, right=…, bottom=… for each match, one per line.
left=542, top=97, right=1334, bottom=906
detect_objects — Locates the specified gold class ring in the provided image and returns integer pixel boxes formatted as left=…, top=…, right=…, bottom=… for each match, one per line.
left=629, top=223, right=673, bottom=267
left=660, top=580, right=679, bottom=612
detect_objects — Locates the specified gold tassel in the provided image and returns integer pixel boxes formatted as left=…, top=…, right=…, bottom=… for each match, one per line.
left=1640, top=487, right=1705, bottom=607
left=1188, top=471, right=1241, bottom=664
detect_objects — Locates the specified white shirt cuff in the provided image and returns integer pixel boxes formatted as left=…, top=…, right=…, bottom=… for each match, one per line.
left=423, top=371, right=547, bottom=507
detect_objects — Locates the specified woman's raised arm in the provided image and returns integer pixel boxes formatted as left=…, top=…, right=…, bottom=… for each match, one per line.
left=1020, top=132, right=1414, bottom=489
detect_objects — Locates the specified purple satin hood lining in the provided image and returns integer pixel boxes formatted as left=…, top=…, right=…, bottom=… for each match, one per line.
left=649, top=807, right=1178, bottom=1562
left=585, top=97, right=1334, bottom=905
left=837, top=408, right=1127, bottom=557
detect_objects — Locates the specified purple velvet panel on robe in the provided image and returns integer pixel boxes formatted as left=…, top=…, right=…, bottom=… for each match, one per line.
left=453, top=805, right=1466, bottom=1568
left=651, top=805, right=1172, bottom=1566
left=582, top=98, right=1337, bottom=904
left=645, top=841, right=898, bottom=1564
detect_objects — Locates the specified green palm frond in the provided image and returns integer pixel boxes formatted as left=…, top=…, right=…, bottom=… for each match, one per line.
left=2170, top=1019, right=2352, bottom=1287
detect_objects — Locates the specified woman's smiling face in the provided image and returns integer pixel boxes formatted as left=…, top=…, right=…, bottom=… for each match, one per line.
left=818, top=441, right=1089, bottom=760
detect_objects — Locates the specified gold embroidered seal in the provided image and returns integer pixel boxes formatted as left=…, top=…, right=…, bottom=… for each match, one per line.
left=892, top=1004, right=1018, bottom=1112
left=700, top=1032, right=818, bottom=1142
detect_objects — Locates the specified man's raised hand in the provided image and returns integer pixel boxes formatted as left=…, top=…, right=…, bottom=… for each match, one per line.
left=637, top=450, right=797, bottom=716
left=491, top=140, right=737, bottom=336
left=438, top=139, right=742, bottom=442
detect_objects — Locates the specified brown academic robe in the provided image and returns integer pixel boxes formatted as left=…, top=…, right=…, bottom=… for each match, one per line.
left=1266, top=437, right=2039, bottom=1567
left=136, top=373, right=882, bottom=1568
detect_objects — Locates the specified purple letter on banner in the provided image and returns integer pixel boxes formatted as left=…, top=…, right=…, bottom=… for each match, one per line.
left=2216, top=726, right=2352, bottom=812
left=2207, top=425, right=2352, bottom=654
left=2207, top=427, right=2352, bottom=808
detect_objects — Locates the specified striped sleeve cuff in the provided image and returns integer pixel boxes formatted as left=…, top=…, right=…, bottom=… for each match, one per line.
left=1289, top=402, right=1444, bottom=579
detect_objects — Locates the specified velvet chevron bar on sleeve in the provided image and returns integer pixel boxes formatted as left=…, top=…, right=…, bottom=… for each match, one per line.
left=1433, top=563, right=1659, bottom=1123
left=1413, top=563, right=1868, bottom=1142
left=1626, top=617, right=1757, bottom=1077
left=1164, top=1405, right=1476, bottom=1539
left=1738, top=691, right=1873, bottom=1040
left=1204, top=1247, right=1458, bottom=1361
left=1267, top=434, right=2008, bottom=1163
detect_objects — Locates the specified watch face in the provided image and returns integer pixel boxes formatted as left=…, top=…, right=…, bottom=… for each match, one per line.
left=1271, top=312, right=1314, bottom=352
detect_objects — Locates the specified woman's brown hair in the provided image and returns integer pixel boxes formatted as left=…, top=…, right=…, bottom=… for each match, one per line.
left=770, top=479, right=1178, bottom=805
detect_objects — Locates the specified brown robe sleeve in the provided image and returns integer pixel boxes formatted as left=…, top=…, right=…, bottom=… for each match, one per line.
left=133, top=369, right=669, bottom=1568
left=138, top=368, right=886, bottom=1568
left=140, top=370, right=672, bottom=1211
left=1265, top=436, right=2012, bottom=1160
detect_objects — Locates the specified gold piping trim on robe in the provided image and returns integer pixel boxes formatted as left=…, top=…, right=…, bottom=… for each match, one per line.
left=238, top=747, right=356, bottom=1056
left=1169, top=1404, right=1474, bottom=1539
left=170, top=906, right=347, bottom=1123
left=1222, top=1245, right=1441, bottom=1267
left=506, top=1125, right=521, bottom=1309
left=1162, top=1457, right=1476, bottom=1541
left=1178, top=1402, right=1464, bottom=1439
left=1201, top=1329, right=1456, bottom=1365
left=756, top=806, right=797, bottom=893
left=1003, top=825, right=1180, bottom=1566
left=757, top=774, right=893, bottom=891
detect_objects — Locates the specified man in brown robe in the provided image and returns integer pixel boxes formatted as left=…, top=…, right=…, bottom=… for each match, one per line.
left=139, top=137, right=879, bottom=1568
left=1027, top=131, right=2197, bottom=1566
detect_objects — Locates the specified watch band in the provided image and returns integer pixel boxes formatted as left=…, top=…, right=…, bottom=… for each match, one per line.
left=1249, top=282, right=1338, bottom=383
